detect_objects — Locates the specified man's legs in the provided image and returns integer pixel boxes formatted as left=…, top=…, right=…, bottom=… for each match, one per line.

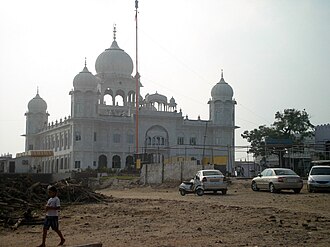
left=37, top=228, right=48, bottom=247
left=54, top=229, right=65, bottom=246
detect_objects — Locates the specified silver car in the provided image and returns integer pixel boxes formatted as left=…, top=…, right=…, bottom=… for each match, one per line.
left=307, top=165, right=330, bottom=192
left=251, top=168, right=303, bottom=193
left=195, top=169, right=228, bottom=194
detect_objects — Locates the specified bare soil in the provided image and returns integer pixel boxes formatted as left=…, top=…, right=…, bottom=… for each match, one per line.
left=1, top=179, right=329, bottom=247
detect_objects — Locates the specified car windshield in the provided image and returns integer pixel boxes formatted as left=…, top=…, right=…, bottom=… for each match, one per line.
left=311, top=167, right=330, bottom=175
left=274, top=169, right=297, bottom=176
left=203, top=170, right=222, bottom=176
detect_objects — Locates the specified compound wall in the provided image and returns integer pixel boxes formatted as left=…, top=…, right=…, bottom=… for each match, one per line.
left=140, top=162, right=214, bottom=184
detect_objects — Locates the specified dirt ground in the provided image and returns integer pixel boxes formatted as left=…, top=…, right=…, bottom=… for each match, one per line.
left=1, top=179, right=330, bottom=247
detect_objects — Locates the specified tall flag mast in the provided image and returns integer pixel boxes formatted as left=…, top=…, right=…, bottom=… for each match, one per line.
left=135, top=0, right=140, bottom=157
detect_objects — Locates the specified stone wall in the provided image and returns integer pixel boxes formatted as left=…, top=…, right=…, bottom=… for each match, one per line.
left=140, top=162, right=214, bottom=184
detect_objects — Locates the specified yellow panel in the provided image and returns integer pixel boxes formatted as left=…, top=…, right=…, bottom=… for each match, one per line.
left=213, top=156, right=227, bottom=165
left=136, top=159, right=141, bottom=169
left=202, top=157, right=210, bottom=165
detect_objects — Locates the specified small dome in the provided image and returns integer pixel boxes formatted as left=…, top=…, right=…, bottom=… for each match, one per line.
left=95, top=40, right=133, bottom=76
left=28, top=92, right=47, bottom=113
left=73, top=65, right=98, bottom=91
left=169, top=97, right=177, bottom=107
left=211, top=71, right=233, bottom=100
left=146, top=92, right=167, bottom=104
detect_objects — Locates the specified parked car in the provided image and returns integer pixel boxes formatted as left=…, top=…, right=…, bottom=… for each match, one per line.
left=194, top=169, right=228, bottom=194
left=251, top=168, right=303, bottom=193
left=307, top=165, right=330, bottom=192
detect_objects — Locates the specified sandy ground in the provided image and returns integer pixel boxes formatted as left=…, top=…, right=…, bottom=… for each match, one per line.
left=1, top=179, right=330, bottom=247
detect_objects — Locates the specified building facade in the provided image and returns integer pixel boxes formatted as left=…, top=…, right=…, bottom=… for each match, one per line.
left=23, top=30, right=237, bottom=174
left=315, top=124, right=330, bottom=159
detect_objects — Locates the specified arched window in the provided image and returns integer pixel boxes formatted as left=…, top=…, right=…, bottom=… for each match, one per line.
left=112, top=155, right=121, bottom=168
left=98, top=155, right=107, bottom=169
left=126, top=155, right=134, bottom=170
left=104, top=94, right=113, bottom=105
left=115, top=95, right=124, bottom=106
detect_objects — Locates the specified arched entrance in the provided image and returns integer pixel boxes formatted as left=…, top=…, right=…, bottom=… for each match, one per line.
left=144, top=125, right=169, bottom=164
left=112, top=155, right=121, bottom=168
left=126, top=155, right=134, bottom=170
left=98, top=155, right=107, bottom=169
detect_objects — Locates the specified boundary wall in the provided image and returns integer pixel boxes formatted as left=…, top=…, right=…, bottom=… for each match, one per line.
left=140, top=162, right=214, bottom=184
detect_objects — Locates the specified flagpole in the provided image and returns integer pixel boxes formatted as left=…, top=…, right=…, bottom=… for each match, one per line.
left=135, top=0, right=139, bottom=157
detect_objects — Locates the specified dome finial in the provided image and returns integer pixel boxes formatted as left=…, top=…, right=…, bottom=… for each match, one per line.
left=84, top=57, right=87, bottom=67
left=37, top=86, right=39, bottom=95
left=113, top=23, right=117, bottom=41
left=221, top=69, right=224, bottom=79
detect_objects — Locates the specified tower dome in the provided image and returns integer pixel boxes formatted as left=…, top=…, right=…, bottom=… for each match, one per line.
left=28, top=90, right=47, bottom=113
left=169, top=96, right=177, bottom=107
left=73, top=61, right=98, bottom=91
left=95, top=26, right=133, bottom=76
left=211, top=70, right=233, bottom=100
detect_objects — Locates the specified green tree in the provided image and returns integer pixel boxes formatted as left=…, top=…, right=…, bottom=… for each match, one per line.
left=241, top=109, right=314, bottom=166
left=272, top=109, right=314, bottom=143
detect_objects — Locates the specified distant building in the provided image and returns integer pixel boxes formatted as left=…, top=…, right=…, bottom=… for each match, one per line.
left=0, top=153, right=31, bottom=173
left=0, top=154, right=14, bottom=173
left=21, top=27, right=237, bottom=174
left=315, top=124, right=330, bottom=159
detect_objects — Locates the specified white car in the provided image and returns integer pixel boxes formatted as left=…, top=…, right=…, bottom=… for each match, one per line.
left=194, top=169, right=228, bottom=194
left=307, top=165, right=330, bottom=192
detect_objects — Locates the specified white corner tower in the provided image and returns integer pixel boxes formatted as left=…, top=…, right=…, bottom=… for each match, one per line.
left=24, top=89, right=49, bottom=151
left=208, top=70, right=236, bottom=173
left=209, top=70, right=235, bottom=126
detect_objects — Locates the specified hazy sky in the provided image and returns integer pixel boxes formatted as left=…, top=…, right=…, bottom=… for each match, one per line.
left=0, top=0, right=329, bottom=161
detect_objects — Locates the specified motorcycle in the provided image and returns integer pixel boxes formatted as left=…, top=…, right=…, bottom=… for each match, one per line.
left=179, top=178, right=204, bottom=196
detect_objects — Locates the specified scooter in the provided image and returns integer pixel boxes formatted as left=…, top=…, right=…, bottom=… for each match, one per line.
left=179, top=178, right=204, bottom=196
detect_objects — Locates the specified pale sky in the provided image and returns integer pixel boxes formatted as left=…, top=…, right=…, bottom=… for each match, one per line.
left=0, top=0, right=329, bottom=161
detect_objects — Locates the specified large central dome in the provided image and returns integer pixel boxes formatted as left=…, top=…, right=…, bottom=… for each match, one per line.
left=95, top=40, right=134, bottom=76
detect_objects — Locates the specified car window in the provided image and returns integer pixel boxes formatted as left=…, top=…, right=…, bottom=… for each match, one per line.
left=311, top=167, right=330, bottom=175
left=203, top=170, right=222, bottom=176
left=275, top=169, right=296, bottom=176
left=265, top=170, right=273, bottom=176
left=261, top=169, right=268, bottom=176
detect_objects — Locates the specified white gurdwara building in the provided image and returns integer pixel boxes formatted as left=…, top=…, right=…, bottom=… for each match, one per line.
left=23, top=31, right=237, bottom=173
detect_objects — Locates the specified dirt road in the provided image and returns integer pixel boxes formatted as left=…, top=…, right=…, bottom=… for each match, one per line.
left=1, top=179, right=329, bottom=247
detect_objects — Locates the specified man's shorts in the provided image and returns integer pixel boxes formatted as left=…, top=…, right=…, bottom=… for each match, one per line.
left=43, top=216, right=59, bottom=230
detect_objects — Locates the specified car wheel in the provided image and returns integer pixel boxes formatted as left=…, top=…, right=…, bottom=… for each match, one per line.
left=213, top=190, right=217, bottom=194
left=269, top=183, right=277, bottom=193
left=196, top=188, right=204, bottom=196
left=251, top=181, right=259, bottom=191
left=293, top=188, right=301, bottom=194
left=180, top=189, right=186, bottom=196
left=221, top=189, right=227, bottom=195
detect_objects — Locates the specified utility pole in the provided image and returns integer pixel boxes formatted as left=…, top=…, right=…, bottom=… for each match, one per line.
left=135, top=0, right=140, bottom=166
left=202, top=121, right=208, bottom=169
